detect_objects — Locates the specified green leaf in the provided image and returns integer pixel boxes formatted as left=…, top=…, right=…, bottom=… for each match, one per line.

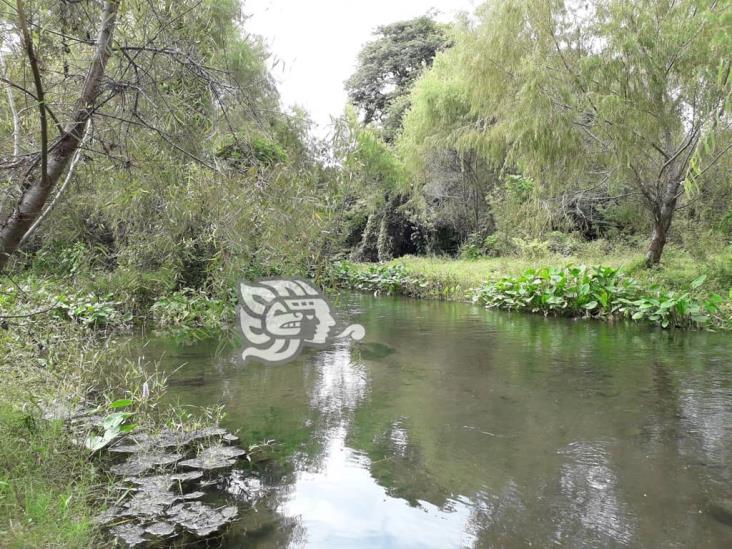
left=102, top=412, right=133, bottom=430
left=690, top=275, right=707, bottom=289
left=583, top=301, right=598, bottom=310
left=110, top=399, right=133, bottom=409
left=84, top=429, right=118, bottom=452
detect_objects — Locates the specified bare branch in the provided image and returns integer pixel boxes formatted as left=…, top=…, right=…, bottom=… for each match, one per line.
left=16, top=0, right=48, bottom=187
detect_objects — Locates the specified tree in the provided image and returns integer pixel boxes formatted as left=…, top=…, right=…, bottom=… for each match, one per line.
left=398, top=45, right=496, bottom=250
left=0, top=0, right=120, bottom=271
left=447, top=0, right=731, bottom=265
left=0, top=0, right=276, bottom=272
left=345, top=15, right=449, bottom=141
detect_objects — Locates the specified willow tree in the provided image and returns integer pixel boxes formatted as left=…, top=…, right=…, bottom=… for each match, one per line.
left=450, top=0, right=731, bottom=265
left=0, top=0, right=277, bottom=272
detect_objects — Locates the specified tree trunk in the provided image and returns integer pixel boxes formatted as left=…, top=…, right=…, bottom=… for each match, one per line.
left=644, top=176, right=682, bottom=267
left=645, top=218, right=670, bottom=266
left=0, top=0, right=120, bottom=272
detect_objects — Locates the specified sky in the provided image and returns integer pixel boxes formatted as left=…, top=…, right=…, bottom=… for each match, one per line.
left=243, top=0, right=478, bottom=136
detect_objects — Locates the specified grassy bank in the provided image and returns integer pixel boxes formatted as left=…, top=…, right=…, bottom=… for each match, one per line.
left=327, top=246, right=732, bottom=329
left=0, top=274, right=223, bottom=547
left=0, top=406, right=98, bottom=548
left=0, top=301, right=106, bottom=548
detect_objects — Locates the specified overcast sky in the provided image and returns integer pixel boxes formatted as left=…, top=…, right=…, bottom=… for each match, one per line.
left=243, top=0, right=478, bottom=135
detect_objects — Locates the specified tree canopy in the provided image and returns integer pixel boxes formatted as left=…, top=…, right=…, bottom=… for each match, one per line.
left=345, top=15, right=449, bottom=141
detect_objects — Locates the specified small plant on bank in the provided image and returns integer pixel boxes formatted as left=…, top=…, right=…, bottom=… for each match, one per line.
left=52, top=292, right=127, bottom=327
left=150, top=289, right=234, bottom=329
left=84, top=399, right=137, bottom=452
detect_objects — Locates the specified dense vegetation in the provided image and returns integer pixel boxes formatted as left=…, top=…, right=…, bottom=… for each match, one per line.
left=0, top=0, right=730, bottom=546
left=339, top=1, right=731, bottom=267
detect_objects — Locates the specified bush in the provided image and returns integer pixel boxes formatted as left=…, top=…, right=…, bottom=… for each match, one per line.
left=150, top=289, right=234, bottom=329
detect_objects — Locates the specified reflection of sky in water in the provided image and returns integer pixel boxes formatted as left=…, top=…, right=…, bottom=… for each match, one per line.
left=280, top=427, right=476, bottom=549
left=144, top=293, right=732, bottom=548
left=309, top=344, right=367, bottom=414
left=281, top=341, right=475, bottom=548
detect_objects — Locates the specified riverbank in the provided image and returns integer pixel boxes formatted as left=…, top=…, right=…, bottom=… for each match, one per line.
left=1, top=307, right=110, bottom=547
left=0, top=275, right=233, bottom=547
left=326, top=246, right=732, bottom=329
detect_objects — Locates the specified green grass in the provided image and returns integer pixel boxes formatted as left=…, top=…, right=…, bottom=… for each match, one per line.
left=0, top=271, right=236, bottom=547
left=364, top=246, right=732, bottom=297
left=0, top=407, right=98, bottom=548
left=328, top=245, right=732, bottom=328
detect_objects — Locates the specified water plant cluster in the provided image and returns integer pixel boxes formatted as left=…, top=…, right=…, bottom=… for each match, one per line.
left=325, top=261, right=464, bottom=300
left=473, top=266, right=727, bottom=329
left=328, top=261, right=730, bottom=329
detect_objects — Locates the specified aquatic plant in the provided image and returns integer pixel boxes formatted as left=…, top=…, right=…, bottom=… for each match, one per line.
left=473, top=266, right=724, bottom=329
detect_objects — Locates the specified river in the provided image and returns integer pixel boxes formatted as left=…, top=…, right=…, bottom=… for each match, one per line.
left=130, top=292, right=732, bottom=547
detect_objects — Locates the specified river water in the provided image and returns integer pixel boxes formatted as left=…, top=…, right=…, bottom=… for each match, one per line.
left=131, top=292, right=732, bottom=547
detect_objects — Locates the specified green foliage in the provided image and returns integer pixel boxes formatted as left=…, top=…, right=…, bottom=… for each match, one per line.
left=215, top=136, right=288, bottom=169
left=345, top=15, right=450, bottom=136
left=329, top=258, right=730, bottom=329
left=326, top=260, right=466, bottom=300
left=51, top=292, right=127, bottom=328
left=84, top=400, right=137, bottom=452
left=473, top=265, right=724, bottom=329
left=392, top=0, right=732, bottom=261
left=328, top=261, right=415, bottom=295
left=150, top=289, right=233, bottom=329
left=0, top=407, right=97, bottom=548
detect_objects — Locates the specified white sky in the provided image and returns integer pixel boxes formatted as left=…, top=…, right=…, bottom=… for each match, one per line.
left=242, top=0, right=478, bottom=135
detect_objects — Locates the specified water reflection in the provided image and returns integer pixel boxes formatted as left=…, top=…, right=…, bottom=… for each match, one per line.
left=280, top=426, right=476, bottom=548
left=133, top=293, right=732, bottom=548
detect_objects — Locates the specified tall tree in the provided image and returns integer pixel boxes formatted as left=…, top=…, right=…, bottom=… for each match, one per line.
left=0, top=0, right=121, bottom=271
left=345, top=15, right=449, bottom=141
left=447, top=0, right=731, bottom=265
left=0, top=0, right=275, bottom=272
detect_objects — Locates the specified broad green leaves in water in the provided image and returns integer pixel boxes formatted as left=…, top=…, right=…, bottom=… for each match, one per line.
left=472, top=265, right=721, bottom=329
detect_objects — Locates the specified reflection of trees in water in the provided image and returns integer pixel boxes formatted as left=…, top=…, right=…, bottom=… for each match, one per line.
left=217, top=469, right=303, bottom=548
left=152, top=295, right=732, bottom=547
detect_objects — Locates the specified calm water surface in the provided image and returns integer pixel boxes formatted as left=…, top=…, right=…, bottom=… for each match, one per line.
left=130, top=293, right=732, bottom=548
